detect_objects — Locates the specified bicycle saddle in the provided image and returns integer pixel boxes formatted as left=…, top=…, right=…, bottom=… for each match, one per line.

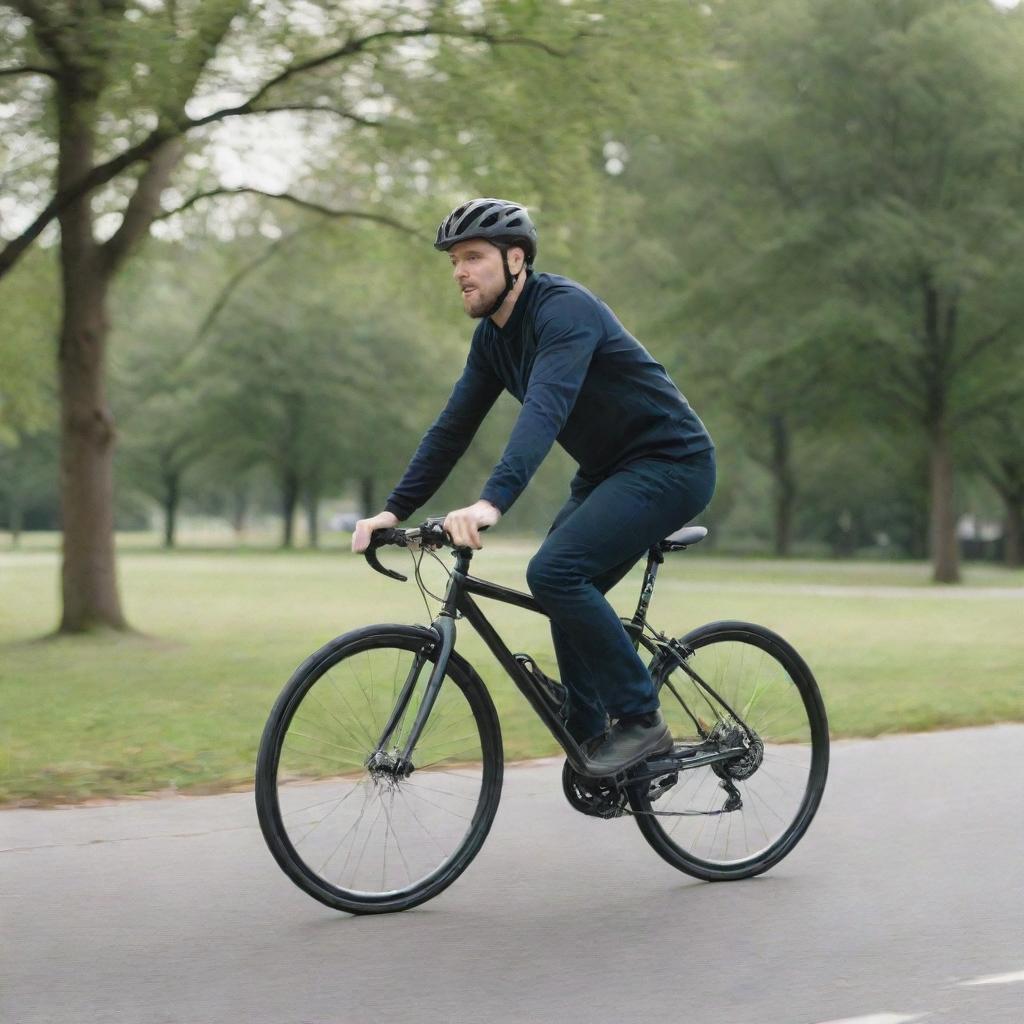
left=658, top=526, right=708, bottom=552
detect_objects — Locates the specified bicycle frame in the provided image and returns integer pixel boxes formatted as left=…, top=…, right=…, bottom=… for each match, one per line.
left=377, top=542, right=730, bottom=779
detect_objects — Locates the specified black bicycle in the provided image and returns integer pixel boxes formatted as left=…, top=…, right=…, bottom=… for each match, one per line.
left=255, top=519, right=829, bottom=914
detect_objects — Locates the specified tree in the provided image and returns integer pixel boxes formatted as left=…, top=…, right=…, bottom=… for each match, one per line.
left=973, top=406, right=1024, bottom=568
left=0, top=249, right=56, bottom=544
left=111, top=239, right=227, bottom=548
left=194, top=234, right=429, bottom=547
left=619, top=0, right=1024, bottom=580
left=0, top=0, right=601, bottom=630
left=0, top=429, right=58, bottom=544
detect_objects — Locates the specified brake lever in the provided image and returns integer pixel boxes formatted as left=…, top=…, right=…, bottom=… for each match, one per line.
left=362, top=519, right=488, bottom=582
left=364, top=529, right=408, bottom=582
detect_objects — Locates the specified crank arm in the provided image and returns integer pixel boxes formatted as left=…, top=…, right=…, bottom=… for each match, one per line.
left=628, top=744, right=747, bottom=785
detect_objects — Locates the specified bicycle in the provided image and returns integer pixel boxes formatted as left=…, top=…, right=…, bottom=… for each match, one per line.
left=255, top=519, right=829, bottom=914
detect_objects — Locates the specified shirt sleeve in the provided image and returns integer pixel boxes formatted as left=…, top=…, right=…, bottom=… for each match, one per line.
left=384, top=335, right=503, bottom=522
left=479, top=290, right=602, bottom=514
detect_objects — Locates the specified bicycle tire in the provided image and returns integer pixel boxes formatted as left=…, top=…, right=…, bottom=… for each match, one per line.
left=255, top=624, right=503, bottom=914
left=631, top=620, right=828, bottom=881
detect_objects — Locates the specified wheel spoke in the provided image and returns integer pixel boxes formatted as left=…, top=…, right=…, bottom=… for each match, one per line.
left=638, top=628, right=827, bottom=876
left=259, top=637, right=498, bottom=910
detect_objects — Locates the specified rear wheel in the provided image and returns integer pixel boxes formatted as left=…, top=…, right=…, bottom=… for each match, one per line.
left=255, top=625, right=502, bottom=913
left=631, top=620, right=828, bottom=880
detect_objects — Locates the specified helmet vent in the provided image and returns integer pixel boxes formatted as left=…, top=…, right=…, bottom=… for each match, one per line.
left=434, top=197, right=538, bottom=260
left=455, top=201, right=497, bottom=235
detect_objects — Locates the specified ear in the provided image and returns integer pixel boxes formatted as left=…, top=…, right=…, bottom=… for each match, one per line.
left=507, top=245, right=526, bottom=275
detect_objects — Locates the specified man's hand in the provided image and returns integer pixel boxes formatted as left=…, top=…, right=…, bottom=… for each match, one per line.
left=351, top=510, right=400, bottom=553
left=444, top=500, right=502, bottom=549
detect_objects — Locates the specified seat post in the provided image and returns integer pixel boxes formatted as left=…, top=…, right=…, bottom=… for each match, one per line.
left=627, top=547, right=663, bottom=647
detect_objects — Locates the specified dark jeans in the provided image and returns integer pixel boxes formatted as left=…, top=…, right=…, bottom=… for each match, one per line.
left=525, top=448, right=716, bottom=742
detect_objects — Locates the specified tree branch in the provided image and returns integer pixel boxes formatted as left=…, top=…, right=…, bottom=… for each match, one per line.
left=154, top=186, right=426, bottom=239
left=159, top=0, right=247, bottom=119
left=186, top=27, right=567, bottom=130
left=196, top=230, right=312, bottom=342
left=244, top=25, right=570, bottom=110
left=189, top=102, right=382, bottom=131
left=101, top=138, right=186, bottom=275
left=0, top=23, right=564, bottom=281
left=11, top=0, right=81, bottom=71
left=0, top=64, right=58, bottom=79
left=951, top=321, right=1013, bottom=374
left=0, top=124, right=176, bottom=279
left=873, top=380, right=924, bottom=421
left=115, top=224, right=323, bottom=419
left=957, top=384, right=1024, bottom=425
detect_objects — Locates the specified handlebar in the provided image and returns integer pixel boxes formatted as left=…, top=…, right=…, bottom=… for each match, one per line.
left=363, top=518, right=489, bottom=582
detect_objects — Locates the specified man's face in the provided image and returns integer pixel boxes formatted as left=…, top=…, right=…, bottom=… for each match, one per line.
left=448, top=239, right=523, bottom=319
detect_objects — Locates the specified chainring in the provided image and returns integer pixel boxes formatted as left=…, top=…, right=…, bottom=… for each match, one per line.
left=561, top=761, right=629, bottom=819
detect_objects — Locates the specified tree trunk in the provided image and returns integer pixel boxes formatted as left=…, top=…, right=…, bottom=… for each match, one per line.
left=57, top=272, right=126, bottom=629
left=920, top=281, right=960, bottom=583
left=281, top=470, right=300, bottom=548
left=305, top=485, right=320, bottom=549
left=928, top=422, right=960, bottom=583
left=1001, top=490, right=1022, bottom=568
left=360, top=475, right=375, bottom=518
left=231, top=485, right=248, bottom=542
left=56, top=89, right=127, bottom=632
left=9, top=490, right=23, bottom=548
left=162, top=469, right=179, bottom=549
left=907, top=484, right=930, bottom=560
left=769, top=414, right=796, bottom=557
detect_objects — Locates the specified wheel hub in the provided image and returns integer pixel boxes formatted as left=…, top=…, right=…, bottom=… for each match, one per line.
left=366, top=749, right=414, bottom=782
left=709, top=721, right=764, bottom=781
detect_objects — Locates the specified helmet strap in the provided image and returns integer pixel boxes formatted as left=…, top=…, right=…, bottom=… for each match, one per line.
left=486, top=246, right=525, bottom=319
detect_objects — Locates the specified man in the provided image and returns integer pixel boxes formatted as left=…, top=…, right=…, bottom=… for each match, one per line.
left=353, top=198, right=716, bottom=774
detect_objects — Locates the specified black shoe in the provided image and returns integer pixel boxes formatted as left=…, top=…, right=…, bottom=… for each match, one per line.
left=580, top=710, right=672, bottom=778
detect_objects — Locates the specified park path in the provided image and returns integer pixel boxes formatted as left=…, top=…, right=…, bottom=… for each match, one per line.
left=2, top=725, right=1023, bottom=1024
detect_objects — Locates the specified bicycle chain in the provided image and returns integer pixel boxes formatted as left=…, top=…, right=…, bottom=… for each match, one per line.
left=623, top=777, right=743, bottom=818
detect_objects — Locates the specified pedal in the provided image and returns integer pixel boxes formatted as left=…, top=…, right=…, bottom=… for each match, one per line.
left=648, top=771, right=679, bottom=803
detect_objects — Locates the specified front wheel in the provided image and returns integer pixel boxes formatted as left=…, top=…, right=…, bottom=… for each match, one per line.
left=255, top=624, right=503, bottom=914
left=631, top=620, right=829, bottom=881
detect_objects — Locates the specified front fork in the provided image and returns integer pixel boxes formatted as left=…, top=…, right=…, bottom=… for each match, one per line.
left=367, top=615, right=455, bottom=771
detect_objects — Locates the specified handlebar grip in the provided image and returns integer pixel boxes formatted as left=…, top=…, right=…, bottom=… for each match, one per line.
left=361, top=518, right=494, bottom=582
left=364, top=528, right=408, bottom=582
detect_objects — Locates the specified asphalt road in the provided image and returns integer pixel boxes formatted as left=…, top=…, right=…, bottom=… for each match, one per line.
left=3, top=725, right=1023, bottom=1024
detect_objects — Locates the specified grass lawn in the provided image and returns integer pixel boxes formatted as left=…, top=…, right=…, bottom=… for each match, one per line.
left=1, top=539, right=1021, bottom=804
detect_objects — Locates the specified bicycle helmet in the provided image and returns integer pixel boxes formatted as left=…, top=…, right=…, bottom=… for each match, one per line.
left=435, top=198, right=538, bottom=316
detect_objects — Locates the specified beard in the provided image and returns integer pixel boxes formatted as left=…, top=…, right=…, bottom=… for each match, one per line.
left=462, top=284, right=498, bottom=319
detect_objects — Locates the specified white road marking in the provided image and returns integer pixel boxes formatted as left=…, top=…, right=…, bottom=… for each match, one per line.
left=958, top=969, right=1024, bottom=987
left=814, top=1015, right=928, bottom=1024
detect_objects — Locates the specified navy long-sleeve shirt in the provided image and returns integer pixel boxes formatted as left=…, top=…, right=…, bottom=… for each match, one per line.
left=384, top=272, right=713, bottom=521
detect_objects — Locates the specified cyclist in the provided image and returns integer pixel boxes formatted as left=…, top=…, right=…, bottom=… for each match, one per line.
left=353, top=198, right=716, bottom=774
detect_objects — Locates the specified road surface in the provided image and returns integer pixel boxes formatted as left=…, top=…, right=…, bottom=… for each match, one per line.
left=3, top=725, right=1022, bottom=1024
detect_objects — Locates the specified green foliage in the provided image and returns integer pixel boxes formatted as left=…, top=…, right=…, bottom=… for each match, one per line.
left=595, top=0, right=1024, bottom=559
left=5, top=0, right=1022, bottom=567
left=0, top=251, right=56, bottom=443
